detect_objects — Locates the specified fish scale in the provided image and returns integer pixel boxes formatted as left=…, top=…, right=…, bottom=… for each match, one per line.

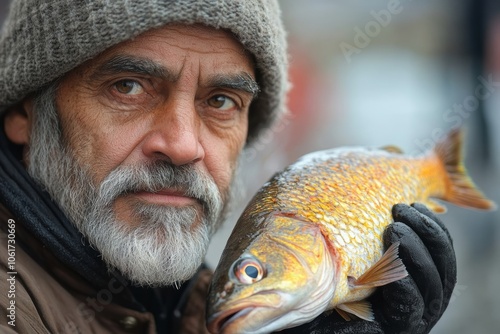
left=206, top=129, right=496, bottom=334
left=272, top=152, right=422, bottom=278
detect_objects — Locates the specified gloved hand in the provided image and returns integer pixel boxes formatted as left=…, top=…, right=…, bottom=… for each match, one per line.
left=280, top=203, right=457, bottom=334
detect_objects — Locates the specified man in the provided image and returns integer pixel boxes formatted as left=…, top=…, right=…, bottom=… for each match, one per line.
left=0, top=1, right=455, bottom=333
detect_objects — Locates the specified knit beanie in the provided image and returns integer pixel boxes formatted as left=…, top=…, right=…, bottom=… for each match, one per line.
left=0, top=0, right=289, bottom=144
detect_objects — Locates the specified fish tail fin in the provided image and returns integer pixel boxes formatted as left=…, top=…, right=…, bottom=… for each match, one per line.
left=435, top=128, right=496, bottom=210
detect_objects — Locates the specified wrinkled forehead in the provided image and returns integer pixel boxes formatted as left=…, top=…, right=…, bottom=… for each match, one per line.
left=92, top=23, right=253, bottom=65
left=64, top=24, right=254, bottom=89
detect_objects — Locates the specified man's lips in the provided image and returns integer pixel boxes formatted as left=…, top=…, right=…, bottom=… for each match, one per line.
left=133, top=189, right=198, bottom=206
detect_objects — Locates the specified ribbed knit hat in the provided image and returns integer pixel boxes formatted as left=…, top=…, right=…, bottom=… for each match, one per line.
left=0, top=0, right=289, bottom=144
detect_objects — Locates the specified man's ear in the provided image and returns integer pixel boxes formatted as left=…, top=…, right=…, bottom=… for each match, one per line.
left=3, top=99, right=33, bottom=145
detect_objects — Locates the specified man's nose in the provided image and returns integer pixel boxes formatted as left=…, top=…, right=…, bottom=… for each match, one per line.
left=141, top=101, right=205, bottom=166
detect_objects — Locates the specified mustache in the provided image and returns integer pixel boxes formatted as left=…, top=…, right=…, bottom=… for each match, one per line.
left=97, top=161, right=222, bottom=212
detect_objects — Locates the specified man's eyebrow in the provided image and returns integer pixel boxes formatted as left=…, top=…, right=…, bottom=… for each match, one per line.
left=90, top=55, right=259, bottom=97
left=90, top=55, right=176, bottom=81
left=207, top=73, right=260, bottom=98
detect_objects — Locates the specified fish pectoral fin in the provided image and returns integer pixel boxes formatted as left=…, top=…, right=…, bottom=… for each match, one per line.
left=335, top=307, right=353, bottom=321
left=336, top=300, right=374, bottom=321
left=350, top=242, right=408, bottom=289
left=423, top=198, right=447, bottom=213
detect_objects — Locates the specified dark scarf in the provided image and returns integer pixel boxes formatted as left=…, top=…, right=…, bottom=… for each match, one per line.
left=0, top=123, right=114, bottom=287
left=0, top=123, right=194, bottom=331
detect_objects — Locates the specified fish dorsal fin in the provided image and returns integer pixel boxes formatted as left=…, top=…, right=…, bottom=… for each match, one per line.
left=380, top=145, right=404, bottom=154
left=350, top=242, right=408, bottom=289
left=336, top=300, right=374, bottom=321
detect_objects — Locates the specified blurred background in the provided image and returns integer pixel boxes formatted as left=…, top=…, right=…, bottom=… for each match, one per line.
left=1, top=0, right=499, bottom=332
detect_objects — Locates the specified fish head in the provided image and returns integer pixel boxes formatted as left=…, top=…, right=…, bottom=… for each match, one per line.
left=206, top=213, right=338, bottom=334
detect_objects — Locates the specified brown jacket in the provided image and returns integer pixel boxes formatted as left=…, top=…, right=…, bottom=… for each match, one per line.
left=0, top=204, right=212, bottom=334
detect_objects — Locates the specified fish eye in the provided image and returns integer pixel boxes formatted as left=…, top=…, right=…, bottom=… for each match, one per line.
left=231, top=257, right=265, bottom=285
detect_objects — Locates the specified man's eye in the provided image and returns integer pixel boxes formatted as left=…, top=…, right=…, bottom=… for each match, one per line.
left=113, top=80, right=144, bottom=95
left=207, top=95, right=237, bottom=111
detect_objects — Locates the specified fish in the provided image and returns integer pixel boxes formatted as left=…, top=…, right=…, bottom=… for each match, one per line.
left=205, top=129, right=496, bottom=334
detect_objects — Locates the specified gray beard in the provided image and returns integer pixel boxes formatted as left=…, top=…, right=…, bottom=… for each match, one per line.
left=25, top=82, right=232, bottom=286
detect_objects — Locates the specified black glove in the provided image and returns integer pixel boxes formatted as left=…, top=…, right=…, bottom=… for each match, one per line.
left=280, top=203, right=457, bottom=334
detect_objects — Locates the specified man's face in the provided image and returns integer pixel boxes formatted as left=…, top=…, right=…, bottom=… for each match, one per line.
left=10, top=24, right=257, bottom=286
left=58, top=24, right=255, bottom=227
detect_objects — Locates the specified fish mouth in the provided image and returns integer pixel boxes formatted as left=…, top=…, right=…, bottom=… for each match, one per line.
left=207, top=305, right=255, bottom=333
left=207, top=293, right=281, bottom=334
